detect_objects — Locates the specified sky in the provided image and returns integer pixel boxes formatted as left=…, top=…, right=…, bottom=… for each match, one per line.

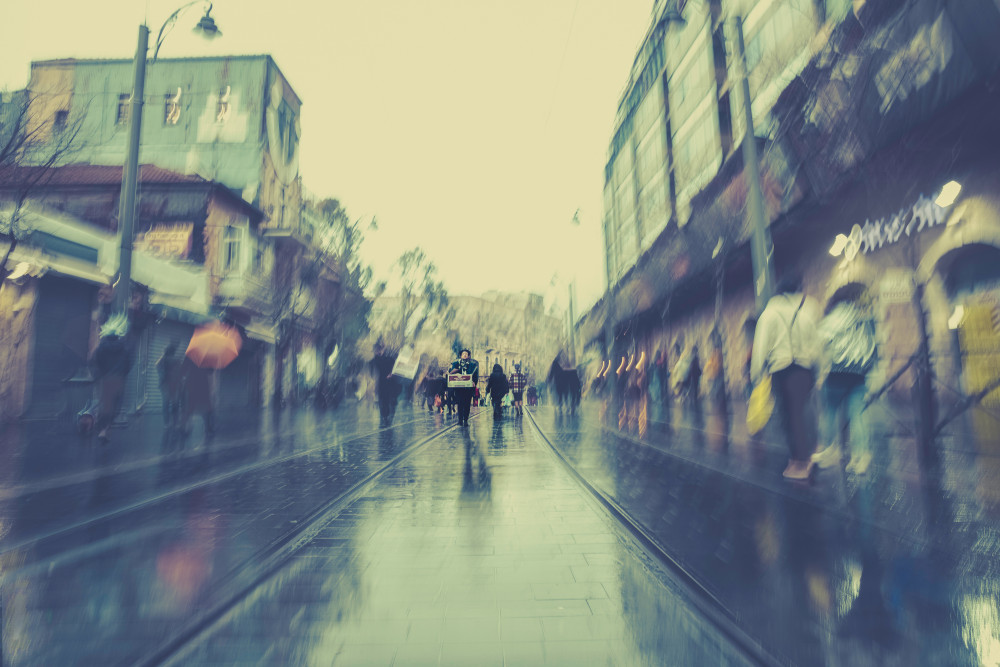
left=1, top=0, right=656, bottom=314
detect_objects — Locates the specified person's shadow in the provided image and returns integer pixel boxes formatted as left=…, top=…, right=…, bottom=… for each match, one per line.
left=462, top=430, right=491, bottom=498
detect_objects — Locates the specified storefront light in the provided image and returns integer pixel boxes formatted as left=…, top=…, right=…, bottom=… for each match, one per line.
left=829, top=234, right=849, bottom=256
left=5, top=262, right=31, bottom=281
left=948, top=305, right=965, bottom=330
left=935, top=181, right=962, bottom=208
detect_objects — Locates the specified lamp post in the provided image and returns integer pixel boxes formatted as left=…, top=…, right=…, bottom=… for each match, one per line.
left=112, top=2, right=222, bottom=316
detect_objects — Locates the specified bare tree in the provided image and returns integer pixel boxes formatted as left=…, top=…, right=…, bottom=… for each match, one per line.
left=382, top=247, right=452, bottom=352
left=0, top=90, right=86, bottom=282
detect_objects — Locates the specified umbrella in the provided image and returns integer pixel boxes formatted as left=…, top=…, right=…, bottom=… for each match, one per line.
left=186, top=322, right=242, bottom=369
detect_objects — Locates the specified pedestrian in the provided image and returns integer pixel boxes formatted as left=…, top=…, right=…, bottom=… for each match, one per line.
left=181, top=357, right=215, bottom=437
left=91, top=313, right=134, bottom=443
left=812, top=299, right=878, bottom=475
left=485, top=363, right=509, bottom=420
left=418, top=366, right=438, bottom=412
left=509, top=363, right=527, bottom=415
left=670, top=341, right=690, bottom=399
left=686, top=344, right=703, bottom=408
left=706, top=328, right=729, bottom=420
left=526, top=385, right=538, bottom=407
left=371, top=341, right=399, bottom=427
left=448, top=348, right=480, bottom=426
left=157, top=342, right=184, bottom=429
left=751, top=271, right=822, bottom=481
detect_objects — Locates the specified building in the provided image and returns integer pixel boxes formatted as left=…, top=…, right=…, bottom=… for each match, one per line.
left=0, top=163, right=269, bottom=419
left=26, top=55, right=302, bottom=230
left=587, top=0, right=1000, bottom=451
left=16, top=54, right=347, bottom=407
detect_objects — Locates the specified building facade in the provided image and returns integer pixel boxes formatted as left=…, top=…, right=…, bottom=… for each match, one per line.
left=0, top=164, right=271, bottom=420
left=587, top=0, right=1000, bottom=450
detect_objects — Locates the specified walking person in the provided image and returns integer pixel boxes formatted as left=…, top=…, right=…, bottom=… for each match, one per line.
left=812, top=299, right=878, bottom=475
left=448, top=348, right=479, bottom=426
left=157, top=343, right=184, bottom=429
left=686, top=344, right=703, bottom=410
left=418, top=366, right=438, bottom=412
left=485, top=363, right=509, bottom=420
left=508, top=363, right=527, bottom=415
left=371, top=341, right=399, bottom=427
left=91, top=314, right=134, bottom=444
left=181, top=357, right=216, bottom=437
left=751, top=272, right=822, bottom=481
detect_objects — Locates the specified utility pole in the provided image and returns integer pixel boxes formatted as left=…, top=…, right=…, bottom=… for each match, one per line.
left=112, top=24, right=149, bottom=316
left=733, top=17, right=775, bottom=312
left=567, top=281, right=577, bottom=367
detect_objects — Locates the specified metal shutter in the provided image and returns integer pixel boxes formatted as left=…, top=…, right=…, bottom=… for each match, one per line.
left=28, top=276, right=96, bottom=419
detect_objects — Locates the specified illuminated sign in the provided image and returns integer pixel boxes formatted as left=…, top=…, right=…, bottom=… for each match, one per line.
left=841, top=194, right=948, bottom=261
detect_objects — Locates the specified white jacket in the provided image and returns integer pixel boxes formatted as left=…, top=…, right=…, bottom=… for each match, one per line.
left=751, top=292, right=821, bottom=383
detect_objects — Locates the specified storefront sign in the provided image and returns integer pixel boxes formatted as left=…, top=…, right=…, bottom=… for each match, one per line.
left=843, top=195, right=947, bottom=261
left=136, top=223, right=193, bottom=259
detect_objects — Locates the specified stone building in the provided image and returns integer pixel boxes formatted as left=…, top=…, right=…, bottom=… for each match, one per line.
left=585, top=0, right=1000, bottom=439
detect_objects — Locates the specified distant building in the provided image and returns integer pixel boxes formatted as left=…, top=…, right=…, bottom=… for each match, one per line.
left=368, top=291, right=562, bottom=388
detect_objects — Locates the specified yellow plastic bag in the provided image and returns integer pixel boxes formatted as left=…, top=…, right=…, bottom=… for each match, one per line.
left=746, top=374, right=774, bottom=435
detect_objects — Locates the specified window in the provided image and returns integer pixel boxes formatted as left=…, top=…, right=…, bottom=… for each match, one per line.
left=163, top=87, right=181, bottom=125
left=222, top=226, right=244, bottom=274
left=216, top=86, right=231, bottom=123
left=116, top=94, right=130, bottom=125
left=53, top=109, right=69, bottom=132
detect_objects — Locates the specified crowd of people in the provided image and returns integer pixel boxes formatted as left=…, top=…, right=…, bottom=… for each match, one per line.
left=589, top=268, right=879, bottom=484
left=365, top=341, right=543, bottom=427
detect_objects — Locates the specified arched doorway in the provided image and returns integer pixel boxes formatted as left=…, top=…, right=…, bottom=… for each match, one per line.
left=935, top=243, right=1000, bottom=510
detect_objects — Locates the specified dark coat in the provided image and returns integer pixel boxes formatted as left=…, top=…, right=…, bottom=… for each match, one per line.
left=372, top=352, right=399, bottom=398
left=93, top=335, right=133, bottom=379
left=449, top=357, right=480, bottom=385
left=485, top=365, right=509, bottom=401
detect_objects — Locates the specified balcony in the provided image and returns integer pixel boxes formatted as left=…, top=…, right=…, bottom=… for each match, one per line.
left=215, top=270, right=272, bottom=317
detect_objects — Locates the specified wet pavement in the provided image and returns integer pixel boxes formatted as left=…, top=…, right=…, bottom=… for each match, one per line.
left=173, top=412, right=753, bottom=666
left=0, top=404, right=462, bottom=665
left=2, top=398, right=997, bottom=665
left=533, top=401, right=1000, bottom=667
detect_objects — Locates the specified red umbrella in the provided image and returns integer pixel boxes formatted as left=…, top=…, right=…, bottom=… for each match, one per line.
left=185, top=322, right=242, bottom=369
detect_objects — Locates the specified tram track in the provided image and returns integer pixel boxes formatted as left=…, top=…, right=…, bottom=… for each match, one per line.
left=132, top=416, right=471, bottom=667
left=524, top=409, right=781, bottom=667
left=0, top=413, right=432, bottom=562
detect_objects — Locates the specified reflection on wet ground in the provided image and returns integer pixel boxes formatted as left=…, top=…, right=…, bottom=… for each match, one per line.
left=176, top=413, right=752, bottom=666
left=3, top=399, right=996, bottom=665
left=0, top=406, right=453, bottom=665
left=540, top=400, right=1000, bottom=667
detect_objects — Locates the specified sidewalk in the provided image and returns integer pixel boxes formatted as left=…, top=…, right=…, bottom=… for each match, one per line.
left=0, top=402, right=432, bottom=550
left=0, top=407, right=458, bottom=665
left=530, top=402, right=1000, bottom=667
left=174, top=413, right=755, bottom=667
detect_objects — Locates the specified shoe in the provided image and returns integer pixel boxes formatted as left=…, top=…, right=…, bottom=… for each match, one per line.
left=812, top=445, right=841, bottom=469
left=848, top=451, right=872, bottom=475
left=782, top=460, right=816, bottom=482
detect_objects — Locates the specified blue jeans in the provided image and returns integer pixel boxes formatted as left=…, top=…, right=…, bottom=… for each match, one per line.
left=821, top=372, right=869, bottom=455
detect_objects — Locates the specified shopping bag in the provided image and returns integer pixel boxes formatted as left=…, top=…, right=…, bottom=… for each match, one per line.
left=746, top=374, right=774, bottom=435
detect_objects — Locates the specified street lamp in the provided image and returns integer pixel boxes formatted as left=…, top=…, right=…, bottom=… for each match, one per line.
left=112, top=1, right=222, bottom=316
left=662, top=4, right=775, bottom=312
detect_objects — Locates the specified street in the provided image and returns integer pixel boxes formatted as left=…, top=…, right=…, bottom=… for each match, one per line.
left=1, top=399, right=997, bottom=665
